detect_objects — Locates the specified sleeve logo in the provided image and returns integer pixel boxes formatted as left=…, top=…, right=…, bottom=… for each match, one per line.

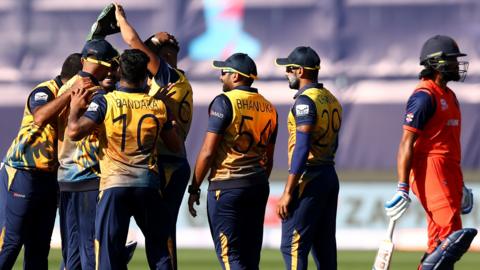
left=295, top=104, right=310, bottom=116
left=405, top=112, right=414, bottom=123
left=34, top=92, right=49, bottom=102
left=87, top=102, right=99, bottom=112
left=210, top=110, right=224, bottom=118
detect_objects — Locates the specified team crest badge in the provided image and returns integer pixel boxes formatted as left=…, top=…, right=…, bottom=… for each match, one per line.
left=440, top=99, right=448, bottom=110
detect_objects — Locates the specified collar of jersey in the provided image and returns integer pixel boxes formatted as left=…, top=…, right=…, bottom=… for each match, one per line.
left=54, top=75, right=63, bottom=89
left=78, top=71, right=100, bottom=86
left=294, top=82, right=323, bottom=99
left=232, top=85, right=258, bottom=93
left=117, top=85, right=146, bottom=93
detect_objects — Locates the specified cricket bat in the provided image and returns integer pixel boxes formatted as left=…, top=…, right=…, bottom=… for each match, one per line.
left=372, top=218, right=396, bottom=270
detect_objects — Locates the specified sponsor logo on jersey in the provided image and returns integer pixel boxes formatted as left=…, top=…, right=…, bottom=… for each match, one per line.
left=296, top=104, right=309, bottom=116
left=210, top=110, right=224, bottom=118
left=447, top=119, right=459, bottom=126
left=87, top=102, right=99, bottom=112
left=34, top=92, right=49, bottom=102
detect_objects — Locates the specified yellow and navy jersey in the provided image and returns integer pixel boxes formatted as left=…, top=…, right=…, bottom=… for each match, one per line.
left=287, top=83, right=342, bottom=167
left=2, top=77, right=63, bottom=172
left=149, top=67, right=193, bottom=159
left=84, top=86, right=173, bottom=191
left=57, top=72, right=103, bottom=188
left=207, top=86, right=278, bottom=188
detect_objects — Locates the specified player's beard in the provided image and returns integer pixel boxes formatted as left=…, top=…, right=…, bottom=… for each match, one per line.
left=287, top=74, right=300, bottom=89
left=222, top=83, right=231, bottom=92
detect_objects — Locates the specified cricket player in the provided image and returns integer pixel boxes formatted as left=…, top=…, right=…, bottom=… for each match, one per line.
left=188, top=53, right=278, bottom=270
left=276, top=46, right=342, bottom=270
left=67, top=49, right=181, bottom=270
left=56, top=39, right=118, bottom=270
left=384, top=35, right=476, bottom=270
left=114, top=4, right=193, bottom=268
left=0, top=53, right=83, bottom=269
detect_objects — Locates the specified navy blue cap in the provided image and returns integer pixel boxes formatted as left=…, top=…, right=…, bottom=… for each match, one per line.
left=420, top=35, right=467, bottom=65
left=275, top=46, right=320, bottom=70
left=81, top=39, right=119, bottom=67
left=212, top=53, right=258, bottom=79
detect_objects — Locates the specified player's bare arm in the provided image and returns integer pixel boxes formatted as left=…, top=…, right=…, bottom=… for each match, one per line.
left=397, top=129, right=418, bottom=185
left=67, top=88, right=98, bottom=141
left=33, top=77, right=94, bottom=127
left=188, top=132, right=223, bottom=217
left=114, top=3, right=160, bottom=76
left=277, top=123, right=313, bottom=220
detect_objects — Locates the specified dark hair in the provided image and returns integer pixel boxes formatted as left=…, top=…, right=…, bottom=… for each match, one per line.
left=238, top=75, right=254, bottom=86
left=60, top=53, right=82, bottom=80
left=418, top=67, right=436, bottom=80
left=120, top=49, right=150, bottom=85
left=144, top=35, right=180, bottom=57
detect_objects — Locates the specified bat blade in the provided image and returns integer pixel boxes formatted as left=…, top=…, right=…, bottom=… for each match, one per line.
left=372, top=219, right=396, bottom=270
left=372, top=239, right=394, bottom=270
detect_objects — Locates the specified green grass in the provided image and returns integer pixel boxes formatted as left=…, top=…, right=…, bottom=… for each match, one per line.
left=11, top=248, right=480, bottom=269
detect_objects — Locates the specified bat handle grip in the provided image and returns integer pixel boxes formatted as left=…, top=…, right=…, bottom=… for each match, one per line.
left=387, top=218, right=396, bottom=241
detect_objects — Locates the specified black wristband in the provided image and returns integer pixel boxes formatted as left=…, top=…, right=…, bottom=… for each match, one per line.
left=188, top=185, right=201, bottom=195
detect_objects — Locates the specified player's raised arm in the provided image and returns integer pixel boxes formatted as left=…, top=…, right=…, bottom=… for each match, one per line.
left=113, top=3, right=161, bottom=77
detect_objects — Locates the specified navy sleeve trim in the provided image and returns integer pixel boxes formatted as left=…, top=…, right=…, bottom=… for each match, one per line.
left=207, top=94, right=233, bottom=134
left=293, top=95, right=317, bottom=126
left=83, top=94, right=108, bottom=124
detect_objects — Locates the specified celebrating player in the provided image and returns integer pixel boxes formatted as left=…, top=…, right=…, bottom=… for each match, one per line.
left=113, top=4, right=194, bottom=267
left=188, top=53, right=278, bottom=270
left=55, top=39, right=118, bottom=270
left=275, top=46, right=342, bottom=270
left=67, top=49, right=181, bottom=270
left=0, top=53, right=82, bottom=269
left=384, top=35, right=477, bottom=269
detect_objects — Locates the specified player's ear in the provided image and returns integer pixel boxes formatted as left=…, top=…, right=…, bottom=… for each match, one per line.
left=298, top=67, right=305, bottom=78
left=232, top=73, right=241, bottom=83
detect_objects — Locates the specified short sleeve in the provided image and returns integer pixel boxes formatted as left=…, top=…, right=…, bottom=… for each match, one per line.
left=153, top=58, right=179, bottom=87
left=28, top=87, right=55, bottom=112
left=83, top=94, right=108, bottom=124
left=292, top=95, right=317, bottom=126
left=207, top=94, right=233, bottom=134
left=403, top=91, right=435, bottom=132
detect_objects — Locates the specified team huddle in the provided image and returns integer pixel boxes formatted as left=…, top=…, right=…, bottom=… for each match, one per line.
left=0, top=3, right=477, bottom=270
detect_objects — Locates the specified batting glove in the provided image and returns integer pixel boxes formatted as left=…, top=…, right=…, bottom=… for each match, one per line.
left=385, top=183, right=411, bottom=221
left=462, top=185, right=474, bottom=215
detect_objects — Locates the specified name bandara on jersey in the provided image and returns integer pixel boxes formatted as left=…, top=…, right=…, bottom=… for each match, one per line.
left=84, top=89, right=171, bottom=191
left=208, top=86, right=278, bottom=181
left=3, top=77, right=63, bottom=172
left=287, top=84, right=342, bottom=167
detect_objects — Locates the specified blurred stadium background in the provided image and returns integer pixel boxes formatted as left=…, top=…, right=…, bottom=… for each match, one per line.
left=1, top=0, right=480, bottom=268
